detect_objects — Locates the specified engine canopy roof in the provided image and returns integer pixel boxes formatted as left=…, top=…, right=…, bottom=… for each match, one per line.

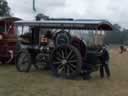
left=15, top=19, right=113, bottom=31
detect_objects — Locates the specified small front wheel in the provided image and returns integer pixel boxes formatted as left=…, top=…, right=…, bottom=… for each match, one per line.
left=35, top=53, right=49, bottom=70
left=16, top=49, right=32, bottom=72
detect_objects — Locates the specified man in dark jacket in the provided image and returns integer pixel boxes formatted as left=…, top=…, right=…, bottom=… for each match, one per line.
left=98, top=45, right=111, bottom=78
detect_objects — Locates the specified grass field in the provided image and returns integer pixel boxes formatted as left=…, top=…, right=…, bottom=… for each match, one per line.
left=0, top=48, right=128, bottom=96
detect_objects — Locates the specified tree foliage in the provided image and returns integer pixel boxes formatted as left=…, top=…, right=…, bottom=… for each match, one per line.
left=104, top=24, right=128, bottom=45
left=0, top=0, right=11, bottom=16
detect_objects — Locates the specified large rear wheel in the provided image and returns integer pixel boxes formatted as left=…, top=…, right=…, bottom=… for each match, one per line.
left=51, top=45, right=82, bottom=78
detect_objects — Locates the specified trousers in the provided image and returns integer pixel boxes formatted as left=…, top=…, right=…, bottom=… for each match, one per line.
left=100, top=61, right=110, bottom=78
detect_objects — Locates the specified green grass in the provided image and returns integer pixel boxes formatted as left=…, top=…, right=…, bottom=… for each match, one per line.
left=0, top=48, right=128, bottom=96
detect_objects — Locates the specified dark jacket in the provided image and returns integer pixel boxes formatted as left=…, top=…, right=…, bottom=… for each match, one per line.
left=99, top=48, right=109, bottom=62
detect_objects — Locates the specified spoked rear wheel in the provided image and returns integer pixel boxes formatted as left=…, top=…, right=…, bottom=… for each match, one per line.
left=51, top=45, right=82, bottom=78
left=16, top=49, right=32, bottom=72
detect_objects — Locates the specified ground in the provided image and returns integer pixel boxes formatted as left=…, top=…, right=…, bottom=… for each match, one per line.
left=0, top=48, right=128, bottom=96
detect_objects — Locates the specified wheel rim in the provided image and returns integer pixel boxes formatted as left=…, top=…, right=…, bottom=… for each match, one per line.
left=51, top=46, right=81, bottom=77
left=17, top=52, right=31, bottom=71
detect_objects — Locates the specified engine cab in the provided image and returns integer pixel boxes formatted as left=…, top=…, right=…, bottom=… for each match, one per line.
left=0, top=17, right=21, bottom=64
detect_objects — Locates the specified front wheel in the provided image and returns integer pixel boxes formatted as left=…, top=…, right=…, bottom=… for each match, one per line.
left=35, top=53, right=49, bottom=70
left=50, top=45, right=82, bottom=78
left=16, top=49, right=32, bottom=72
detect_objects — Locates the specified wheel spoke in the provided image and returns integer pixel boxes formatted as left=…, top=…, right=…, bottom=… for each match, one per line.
left=56, top=51, right=63, bottom=59
left=56, top=56, right=62, bottom=61
left=53, top=61, right=61, bottom=65
left=20, top=62, right=29, bottom=70
left=68, top=54, right=76, bottom=60
left=24, top=58, right=29, bottom=63
left=68, top=60, right=78, bottom=63
left=21, top=56, right=28, bottom=64
left=66, top=65, right=70, bottom=76
left=58, top=65, right=65, bottom=74
left=69, top=63, right=77, bottom=69
left=64, top=48, right=68, bottom=58
left=66, top=50, right=73, bottom=59
left=58, top=64, right=64, bottom=69
left=61, top=50, right=65, bottom=58
left=69, top=65, right=76, bottom=73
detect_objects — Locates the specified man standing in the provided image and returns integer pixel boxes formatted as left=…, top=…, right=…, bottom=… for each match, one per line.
left=98, top=45, right=111, bottom=78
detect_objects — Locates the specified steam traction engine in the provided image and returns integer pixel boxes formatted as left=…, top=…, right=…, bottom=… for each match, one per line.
left=0, top=17, right=21, bottom=64
left=15, top=19, right=112, bottom=78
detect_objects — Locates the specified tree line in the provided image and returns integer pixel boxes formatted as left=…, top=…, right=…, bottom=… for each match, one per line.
left=104, top=24, right=128, bottom=45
